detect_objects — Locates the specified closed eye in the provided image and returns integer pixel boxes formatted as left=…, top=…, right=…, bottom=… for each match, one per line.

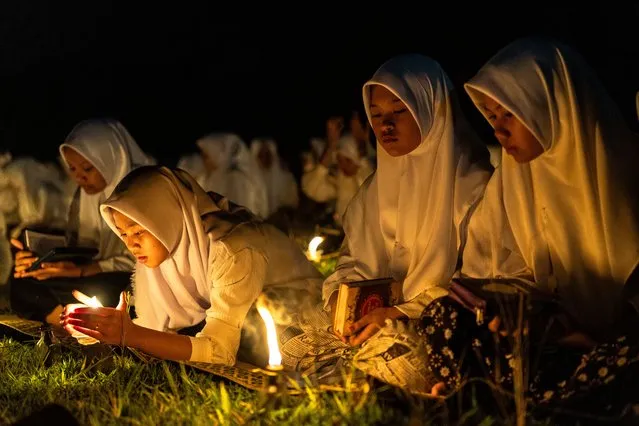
left=393, top=108, right=407, bottom=114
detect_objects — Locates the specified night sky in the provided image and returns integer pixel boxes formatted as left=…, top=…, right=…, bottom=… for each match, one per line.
left=1, top=4, right=638, bottom=177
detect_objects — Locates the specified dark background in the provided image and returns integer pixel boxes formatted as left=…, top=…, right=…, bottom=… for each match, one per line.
left=1, top=4, right=638, bottom=177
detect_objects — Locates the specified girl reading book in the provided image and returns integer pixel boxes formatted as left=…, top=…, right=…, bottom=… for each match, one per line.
left=10, top=119, right=153, bottom=325
left=323, top=54, right=492, bottom=346
left=61, top=166, right=323, bottom=365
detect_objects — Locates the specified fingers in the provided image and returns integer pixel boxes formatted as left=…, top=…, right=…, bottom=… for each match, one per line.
left=430, top=382, right=446, bottom=397
left=67, top=325, right=104, bottom=341
left=15, top=250, right=36, bottom=261
left=10, top=239, right=24, bottom=250
left=116, top=291, right=128, bottom=311
left=67, top=306, right=113, bottom=317
left=344, top=313, right=373, bottom=337
left=349, top=323, right=381, bottom=346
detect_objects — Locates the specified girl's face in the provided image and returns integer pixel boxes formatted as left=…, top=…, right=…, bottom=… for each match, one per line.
left=368, top=85, right=422, bottom=157
left=481, top=96, right=544, bottom=163
left=62, top=147, right=107, bottom=194
left=111, top=209, right=169, bottom=268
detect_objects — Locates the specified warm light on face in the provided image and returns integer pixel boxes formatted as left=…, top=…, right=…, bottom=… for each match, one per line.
left=307, top=236, right=324, bottom=261
left=256, top=295, right=282, bottom=368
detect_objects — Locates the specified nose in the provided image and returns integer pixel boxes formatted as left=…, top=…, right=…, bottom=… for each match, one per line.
left=124, top=235, right=141, bottom=250
left=72, top=170, right=88, bottom=184
left=494, top=127, right=510, bottom=146
left=381, top=117, right=396, bottom=134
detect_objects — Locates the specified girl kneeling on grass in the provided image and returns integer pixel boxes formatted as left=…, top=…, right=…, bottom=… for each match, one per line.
left=61, top=166, right=323, bottom=365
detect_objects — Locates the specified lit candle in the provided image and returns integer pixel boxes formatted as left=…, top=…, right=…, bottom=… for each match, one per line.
left=307, top=236, right=324, bottom=262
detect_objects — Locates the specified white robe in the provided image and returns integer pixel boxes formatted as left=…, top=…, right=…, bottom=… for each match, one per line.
left=250, top=139, right=299, bottom=217
left=100, top=167, right=323, bottom=364
left=196, top=133, right=269, bottom=218
left=301, top=134, right=375, bottom=225
left=461, top=38, right=639, bottom=336
left=323, top=54, right=492, bottom=316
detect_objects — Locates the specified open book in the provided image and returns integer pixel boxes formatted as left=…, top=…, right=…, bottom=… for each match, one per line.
left=24, top=229, right=67, bottom=255
left=333, top=278, right=402, bottom=335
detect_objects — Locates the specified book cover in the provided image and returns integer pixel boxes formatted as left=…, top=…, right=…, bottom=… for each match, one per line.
left=24, top=229, right=67, bottom=255
left=333, top=277, right=402, bottom=336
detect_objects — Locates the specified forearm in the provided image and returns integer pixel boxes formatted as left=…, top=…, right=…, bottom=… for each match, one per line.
left=127, top=323, right=193, bottom=361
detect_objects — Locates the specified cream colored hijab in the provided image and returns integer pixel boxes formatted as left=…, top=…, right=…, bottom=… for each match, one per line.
left=462, top=38, right=639, bottom=333
left=100, top=166, right=255, bottom=331
left=343, top=54, right=492, bottom=302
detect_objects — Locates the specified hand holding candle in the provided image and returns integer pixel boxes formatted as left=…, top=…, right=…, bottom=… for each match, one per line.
left=62, top=291, right=131, bottom=347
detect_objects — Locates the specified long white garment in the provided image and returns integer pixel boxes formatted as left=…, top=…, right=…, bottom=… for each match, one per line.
left=196, top=133, right=269, bottom=218
left=461, top=38, right=639, bottom=335
left=250, top=138, right=299, bottom=216
left=59, top=118, right=154, bottom=272
left=0, top=158, right=70, bottom=235
left=100, top=166, right=322, bottom=364
left=323, top=55, right=492, bottom=314
left=301, top=134, right=374, bottom=225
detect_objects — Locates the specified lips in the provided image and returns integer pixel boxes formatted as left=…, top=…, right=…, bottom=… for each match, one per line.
left=381, top=135, right=398, bottom=143
left=137, top=256, right=148, bottom=264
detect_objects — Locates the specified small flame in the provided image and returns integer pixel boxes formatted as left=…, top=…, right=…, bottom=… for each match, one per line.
left=256, top=295, right=282, bottom=368
left=72, top=290, right=104, bottom=308
left=307, top=236, right=324, bottom=261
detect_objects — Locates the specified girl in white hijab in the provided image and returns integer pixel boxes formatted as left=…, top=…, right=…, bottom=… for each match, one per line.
left=196, top=133, right=269, bottom=218
left=301, top=134, right=375, bottom=225
left=457, top=38, right=639, bottom=407
left=250, top=138, right=299, bottom=217
left=11, top=118, right=152, bottom=324
left=62, top=166, right=322, bottom=365
left=323, top=54, right=492, bottom=354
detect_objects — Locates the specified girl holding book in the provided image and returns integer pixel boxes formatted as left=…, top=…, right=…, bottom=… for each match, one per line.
left=323, top=54, right=492, bottom=350
left=61, top=166, right=323, bottom=365
left=10, top=119, right=151, bottom=325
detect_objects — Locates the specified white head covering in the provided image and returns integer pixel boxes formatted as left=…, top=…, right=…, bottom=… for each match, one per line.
left=462, top=38, right=639, bottom=334
left=197, top=133, right=268, bottom=217
left=59, top=119, right=154, bottom=262
left=100, top=166, right=251, bottom=331
left=342, top=54, right=492, bottom=301
left=335, top=134, right=362, bottom=164
left=250, top=138, right=298, bottom=216
left=177, top=152, right=206, bottom=182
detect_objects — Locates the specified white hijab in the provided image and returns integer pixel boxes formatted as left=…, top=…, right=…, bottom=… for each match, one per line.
left=343, top=54, right=492, bottom=301
left=250, top=138, right=298, bottom=216
left=100, top=166, right=251, bottom=331
left=462, top=38, right=639, bottom=333
left=59, top=119, right=154, bottom=260
left=197, top=133, right=268, bottom=217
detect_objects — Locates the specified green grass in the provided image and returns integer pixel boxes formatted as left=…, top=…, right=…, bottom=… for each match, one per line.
left=0, top=337, right=412, bottom=425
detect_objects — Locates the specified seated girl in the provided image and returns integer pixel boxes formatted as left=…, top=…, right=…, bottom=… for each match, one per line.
left=11, top=119, right=152, bottom=324
left=435, top=38, right=639, bottom=406
left=323, top=54, right=492, bottom=347
left=62, top=166, right=323, bottom=365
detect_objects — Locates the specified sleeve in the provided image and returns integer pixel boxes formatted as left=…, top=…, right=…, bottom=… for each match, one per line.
left=301, top=164, right=337, bottom=203
left=189, top=246, right=267, bottom=364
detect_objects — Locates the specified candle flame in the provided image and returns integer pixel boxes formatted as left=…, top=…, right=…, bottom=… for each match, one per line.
left=72, top=290, right=103, bottom=308
left=256, top=295, right=282, bottom=368
left=307, top=236, right=324, bottom=261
